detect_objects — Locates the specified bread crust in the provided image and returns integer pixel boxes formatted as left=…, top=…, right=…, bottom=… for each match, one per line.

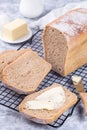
left=42, top=8, right=87, bottom=76
left=19, top=83, right=77, bottom=124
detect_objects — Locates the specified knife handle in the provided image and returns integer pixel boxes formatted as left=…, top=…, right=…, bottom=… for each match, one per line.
left=72, top=75, right=84, bottom=92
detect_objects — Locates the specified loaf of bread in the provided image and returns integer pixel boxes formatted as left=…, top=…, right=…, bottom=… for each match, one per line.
left=42, top=8, right=87, bottom=76
left=19, top=83, right=77, bottom=124
left=0, top=49, right=29, bottom=79
left=2, top=49, right=52, bottom=94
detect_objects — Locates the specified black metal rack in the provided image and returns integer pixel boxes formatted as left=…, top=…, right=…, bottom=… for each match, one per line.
left=0, top=30, right=87, bottom=128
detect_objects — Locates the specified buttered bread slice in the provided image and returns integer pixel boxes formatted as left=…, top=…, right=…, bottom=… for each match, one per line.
left=19, top=83, right=77, bottom=124
left=0, top=49, right=30, bottom=79
left=2, top=50, right=52, bottom=94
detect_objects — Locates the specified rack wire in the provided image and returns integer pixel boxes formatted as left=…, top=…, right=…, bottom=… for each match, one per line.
left=0, top=30, right=87, bottom=128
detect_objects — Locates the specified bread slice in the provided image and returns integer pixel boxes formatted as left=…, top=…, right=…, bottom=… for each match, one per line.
left=19, top=83, right=77, bottom=124
left=0, top=49, right=30, bottom=79
left=80, top=92, right=87, bottom=115
left=2, top=50, right=52, bottom=94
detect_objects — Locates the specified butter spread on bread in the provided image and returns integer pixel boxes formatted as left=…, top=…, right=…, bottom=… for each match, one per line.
left=25, top=85, right=66, bottom=110
left=42, top=8, right=87, bottom=76
left=25, top=100, right=55, bottom=110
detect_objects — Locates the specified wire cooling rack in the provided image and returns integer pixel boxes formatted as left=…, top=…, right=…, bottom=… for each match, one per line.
left=0, top=30, right=87, bottom=128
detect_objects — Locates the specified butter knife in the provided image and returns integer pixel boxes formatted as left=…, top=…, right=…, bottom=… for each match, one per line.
left=72, top=75, right=87, bottom=116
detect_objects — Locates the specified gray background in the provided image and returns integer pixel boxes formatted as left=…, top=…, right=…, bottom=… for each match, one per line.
left=0, top=0, right=87, bottom=130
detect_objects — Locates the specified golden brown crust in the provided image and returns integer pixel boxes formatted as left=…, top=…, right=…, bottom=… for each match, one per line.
left=47, top=8, right=87, bottom=25
left=19, top=83, right=77, bottom=124
left=42, top=27, right=47, bottom=60
left=65, top=40, right=87, bottom=76
left=47, top=8, right=87, bottom=47
left=42, top=8, right=87, bottom=76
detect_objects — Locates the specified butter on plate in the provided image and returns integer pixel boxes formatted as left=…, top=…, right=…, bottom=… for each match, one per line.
left=2, top=18, right=28, bottom=41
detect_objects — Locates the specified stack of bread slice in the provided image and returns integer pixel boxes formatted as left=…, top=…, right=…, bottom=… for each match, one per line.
left=0, top=48, right=52, bottom=94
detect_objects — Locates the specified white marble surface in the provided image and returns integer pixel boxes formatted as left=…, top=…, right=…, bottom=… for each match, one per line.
left=0, top=0, right=87, bottom=130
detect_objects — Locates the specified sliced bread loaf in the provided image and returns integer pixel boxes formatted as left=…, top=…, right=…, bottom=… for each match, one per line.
left=42, top=8, right=87, bottom=76
left=0, top=49, right=30, bottom=79
left=2, top=50, right=52, bottom=94
left=19, top=83, right=77, bottom=124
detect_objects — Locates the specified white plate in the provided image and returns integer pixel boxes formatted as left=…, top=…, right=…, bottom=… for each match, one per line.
left=0, top=28, right=32, bottom=44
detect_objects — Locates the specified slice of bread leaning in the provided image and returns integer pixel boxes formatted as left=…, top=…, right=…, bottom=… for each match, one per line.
left=80, top=92, right=87, bottom=115
left=2, top=49, right=52, bottom=94
left=19, top=83, right=78, bottom=124
left=0, top=49, right=30, bottom=79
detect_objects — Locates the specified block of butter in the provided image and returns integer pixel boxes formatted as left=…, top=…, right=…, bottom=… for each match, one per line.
left=2, top=18, right=28, bottom=41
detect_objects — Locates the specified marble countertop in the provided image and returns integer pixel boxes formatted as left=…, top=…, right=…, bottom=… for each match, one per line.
left=0, top=0, right=87, bottom=130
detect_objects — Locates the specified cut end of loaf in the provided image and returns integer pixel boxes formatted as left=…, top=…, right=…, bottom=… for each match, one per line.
left=42, top=25, right=68, bottom=76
